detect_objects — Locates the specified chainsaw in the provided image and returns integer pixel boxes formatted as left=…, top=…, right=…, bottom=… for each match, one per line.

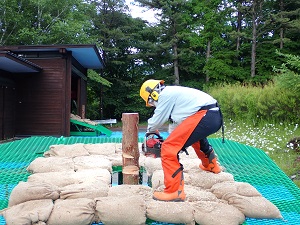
left=142, top=132, right=164, bottom=158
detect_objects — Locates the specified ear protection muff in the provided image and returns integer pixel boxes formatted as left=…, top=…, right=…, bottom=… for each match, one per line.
left=146, top=86, right=159, bottom=101
left=150, top=91, right=159, bottom=101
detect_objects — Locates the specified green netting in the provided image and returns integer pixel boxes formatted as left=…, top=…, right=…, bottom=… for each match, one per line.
left=1, top=136, right=300, bottom=225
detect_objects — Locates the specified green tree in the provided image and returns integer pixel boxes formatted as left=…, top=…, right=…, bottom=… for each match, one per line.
left=136, top=0, right=196, bottom=85
left=273, top=51, right=300, bottom=95
left=87, top=0, right=154, bottom=120
left=0, top=0, right=24, bottom=45
left=186, top=0, right=239, bottom=83
left=2, top=0, right=300, bottom=120
left=0, top=0, right=95, bottom=45
left=271, top=0, right=300, bottom=52
left=229, top=0, right=276, bottom=79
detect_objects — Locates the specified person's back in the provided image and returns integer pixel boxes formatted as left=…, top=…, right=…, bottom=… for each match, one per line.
left=159, top=86, right=217, bottom=124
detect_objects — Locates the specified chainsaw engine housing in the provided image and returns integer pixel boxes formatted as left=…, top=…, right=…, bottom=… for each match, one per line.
left=142, top=133, right=164, bottom=158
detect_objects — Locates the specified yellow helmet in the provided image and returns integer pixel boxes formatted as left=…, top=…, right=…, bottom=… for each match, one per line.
left=140, top=79, right=165, bottom=107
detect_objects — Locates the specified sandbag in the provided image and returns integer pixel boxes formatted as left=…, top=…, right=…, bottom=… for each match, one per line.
left=139, top=154, right=147, bottom=168
left=185, top=185, right=218, bottom=202
left=223, top=193, right=282, bottom=219
left=44, top=143, right=89, bottom=158
left=151, top=170, right=165, bottom=190
left=59, top=181, right=109, bottom=199
left=179, top=146, right=199, bottom=159
left=144, top=157, right=162, bottom=177
left=8, top=181, right=59, bottom=207
left=95, top=196, right=146, bottom=225
left=47, top=198, right=96, bottom=225
left=192, top=200, right=245, bottom=225
left=83, top=143, right=116, bottom=155
left=103, top=154, right=123, bottom=166
left=151, top=170, right=193, bottom=191
left=107, top=184, right=153, bottom=200
left=185, top=169, right=234, bottom=189
left=82, top=118, right=98, bottom=125
left=70, top=168, right=111, bottom=185
left=210, top=181, right=262, bottom=198
left=115, top=143, right=123, bottom=153
left=27, top=157, right=74, bottom=173
left=34, top=222, right=46, bottom=225
left=181, top=158, right=202, bottom=172
left=73, top=155, right=113, bottom=172
left=146, top=200, right=195, bottom=225
left=1, top=199, right=53, bottom=225
left=28, top=169, right=111, bottom=187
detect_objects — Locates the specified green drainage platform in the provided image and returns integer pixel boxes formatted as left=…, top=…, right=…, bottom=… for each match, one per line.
left=0, top=136, right=300, bottom=225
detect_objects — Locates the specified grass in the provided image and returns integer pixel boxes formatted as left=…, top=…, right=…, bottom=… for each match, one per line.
left=211, top=119, right=300, bottom=188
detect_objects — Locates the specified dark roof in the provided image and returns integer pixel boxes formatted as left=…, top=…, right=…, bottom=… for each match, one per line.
left=0, top=44, right=104, bottom=73
left=0, top=51, right=42, bottom=73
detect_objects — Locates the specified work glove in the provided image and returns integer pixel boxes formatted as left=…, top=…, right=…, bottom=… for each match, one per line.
left=146, top=130, right=160, bottom=139
left=145, top=131, right=164, bottom=144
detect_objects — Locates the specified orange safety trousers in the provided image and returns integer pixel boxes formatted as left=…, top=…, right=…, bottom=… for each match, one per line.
left=161, top=110, right=208, bottom=193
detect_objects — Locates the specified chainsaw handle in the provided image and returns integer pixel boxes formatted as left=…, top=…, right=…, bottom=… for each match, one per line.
left=145, top=132, right=164, bottom=141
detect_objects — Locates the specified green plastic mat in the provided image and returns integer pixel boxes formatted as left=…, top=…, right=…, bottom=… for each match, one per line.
left=0, top=136, right=300, bottom=225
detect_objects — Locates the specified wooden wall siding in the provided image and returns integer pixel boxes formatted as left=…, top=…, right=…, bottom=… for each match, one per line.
left=77, top=75, right=87, bottom=119
left=15, top=56, right=71, bottom=137
left=0, top=84, right=16, bottom=140
left=80, top=77, right=87, bottom=118
left=75, top=77, right=81, bottom=116
left=71, top=59, right=88, bottom=119
left=0, top=86, right=3, bottom=139
left=4, top=86, right=16, bottom=139
left=64, top=53, right=72, bottom=136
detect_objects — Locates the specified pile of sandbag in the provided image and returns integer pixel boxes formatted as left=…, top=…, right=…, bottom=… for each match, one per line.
left=0, top=143, right=283, bottom=225
left=70, top=113, right=98, bottom=126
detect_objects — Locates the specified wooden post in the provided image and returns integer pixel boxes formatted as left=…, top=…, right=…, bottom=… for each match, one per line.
left=121, top=113, right=140, bottom=184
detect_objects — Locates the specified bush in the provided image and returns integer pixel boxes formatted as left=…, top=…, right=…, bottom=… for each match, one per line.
left=208, top=82, right=299, bottom=124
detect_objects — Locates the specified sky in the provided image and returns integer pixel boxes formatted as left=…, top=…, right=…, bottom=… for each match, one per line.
left=126, top=0, right=158, bottom=24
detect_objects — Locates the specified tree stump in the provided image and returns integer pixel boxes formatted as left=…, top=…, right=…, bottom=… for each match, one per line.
left=121, top=113, right=140, bottom=184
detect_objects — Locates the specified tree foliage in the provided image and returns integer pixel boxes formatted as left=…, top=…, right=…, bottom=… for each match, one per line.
left=0, top=0, right=95, bottom=45
left=273, top=51, right=300, bottom=96
left=0, top=0, right=299, bottom=122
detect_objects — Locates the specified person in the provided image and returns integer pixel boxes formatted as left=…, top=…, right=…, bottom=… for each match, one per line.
left=139, top=79, right=224, bottom=202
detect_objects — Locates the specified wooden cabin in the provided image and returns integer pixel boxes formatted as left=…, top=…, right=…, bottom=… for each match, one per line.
left=0, top=44, right=104, bottom=140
